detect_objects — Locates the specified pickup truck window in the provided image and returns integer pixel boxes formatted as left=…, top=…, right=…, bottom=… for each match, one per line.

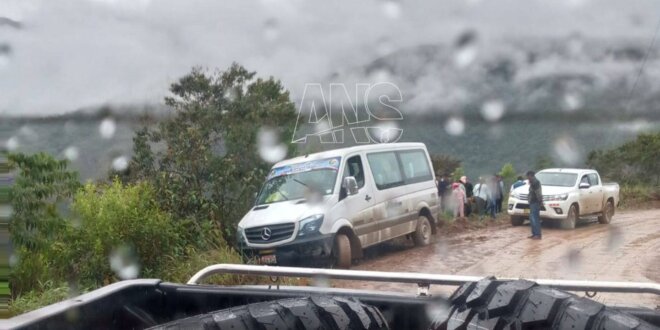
left=588, top=173, right=600, bottom=185
left=536, top=172, right=578, bottom=187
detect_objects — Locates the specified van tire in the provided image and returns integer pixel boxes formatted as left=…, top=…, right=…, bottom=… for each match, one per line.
left=148, top=296, right=389, bottom=330
left=413, top=216, right=432, bottom=246
left=561, top=204, right=577, bottom=229
left=510, top=216, right=524, bottom=226
left=334, top=233, right=352, bottom=269
left=430, top=278, right=656, bottom=330
left=598, top=199, right=614, bottom=224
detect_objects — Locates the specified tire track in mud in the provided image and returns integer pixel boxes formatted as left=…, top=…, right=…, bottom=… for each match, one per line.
left=338, top=209, right=660, bottom=308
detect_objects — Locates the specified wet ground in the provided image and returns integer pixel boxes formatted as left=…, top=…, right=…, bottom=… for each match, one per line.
left=336, top=209, right=660, bottom=308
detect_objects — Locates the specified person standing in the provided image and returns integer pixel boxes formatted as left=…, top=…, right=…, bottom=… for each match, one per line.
left=452, top=183, right=466, bottom=218
left=437, top=173, right=451, bottom=212
left=511, top=176, right=525, bottom=191
left=527, top=171, right=543, bottom=240
left=495, top=175, right=504, bottom=213
left=473, top=177, right=492, bottom=220
left=460, top=176, right=473, bottom=217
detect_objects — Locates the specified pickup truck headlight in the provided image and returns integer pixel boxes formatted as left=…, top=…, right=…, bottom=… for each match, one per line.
left=545, top=193, right=568, bottom=201
left=236, top=227, right=245, bottom=243
left=298, top=214, right=324, bottom=237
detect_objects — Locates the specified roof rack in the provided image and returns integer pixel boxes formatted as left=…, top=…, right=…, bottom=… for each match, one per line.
left=187, top=264, right=660, bottom=297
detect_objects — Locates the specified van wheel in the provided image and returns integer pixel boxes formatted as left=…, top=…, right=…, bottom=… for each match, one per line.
left=333, top=233, right=352, bottom=269
left=510, top=216, right=524, bottom=226
left=413, top=216, right=432, bottom=246
left=598, top=200, right=614, bottom=224
left=561, top=205, right=577, bottom=229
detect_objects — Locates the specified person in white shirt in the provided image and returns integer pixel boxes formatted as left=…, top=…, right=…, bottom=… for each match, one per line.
left=473, top=177, right=491, bottom=218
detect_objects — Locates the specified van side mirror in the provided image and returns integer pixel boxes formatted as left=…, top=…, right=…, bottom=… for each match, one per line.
left=343, top=176, right=359, bottom=196
left=579, top=182, right=590, bottom=189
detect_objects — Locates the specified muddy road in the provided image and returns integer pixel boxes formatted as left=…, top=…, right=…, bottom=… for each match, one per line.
left=339, top=209, right=660, bottom=308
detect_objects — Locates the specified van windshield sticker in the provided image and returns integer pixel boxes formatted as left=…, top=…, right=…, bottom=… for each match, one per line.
left=268, top=157, right=341, bottom=180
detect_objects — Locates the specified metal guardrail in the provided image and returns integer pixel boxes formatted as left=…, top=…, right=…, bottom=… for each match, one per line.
left=187, top=264, right=660, bottom=296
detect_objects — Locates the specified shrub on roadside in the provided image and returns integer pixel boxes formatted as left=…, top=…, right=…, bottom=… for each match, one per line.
left=50, top=180, right=186, bottom=286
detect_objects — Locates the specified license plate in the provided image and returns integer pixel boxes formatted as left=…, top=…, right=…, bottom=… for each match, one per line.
left=258, top=254, right=277, bottom=265
left=523, top=209, right=530, bottom=215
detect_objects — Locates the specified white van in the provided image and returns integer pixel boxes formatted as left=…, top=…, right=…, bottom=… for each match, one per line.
left=237, top=142, right=440, bottom=268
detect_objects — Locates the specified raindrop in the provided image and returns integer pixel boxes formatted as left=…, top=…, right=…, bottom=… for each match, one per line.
left=263, top=18, right=279, bottom=42
left=63, top=146, right=79, bottom=161
left=444, top=117, right=465, bottom=136
left=5, top=136, right=19, bottom=151
left=257, top=127, right=287, bottom=163
left=565, top=248, right=581, bottom=271
left=109, top=246, right=140, bottom=280
left=480, top=100, right=505, bottom=122
left=111, top=156, right=129, bottom=172
left=18, top=126, right=38, bottom=142
left=0, top=205, right=13, bottom=220
left=369, top=69, right=393, bottom=83
left=224, top=87, right=238, bottom=102
left=606, top=227, right=623, bottom=251
left=99, top=118, right=116, bottom=139
left=311, top=275, right=330, bottom=288
left=9, top=254, right=18, bottom=267
left=381, top=1, right=401, bottom=19
left=553, top=136, right=582, bottom=165
left=368, top=121, right=402, bottom=143
left=453, top=30, right=478, bottom=68
left=562, top=93, right=583, bottom=112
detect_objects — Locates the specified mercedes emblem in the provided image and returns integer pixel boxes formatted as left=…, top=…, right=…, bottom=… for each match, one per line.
left=261, top=227, right=272, bottom=240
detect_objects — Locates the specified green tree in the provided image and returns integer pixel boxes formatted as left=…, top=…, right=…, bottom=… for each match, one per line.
left=534, top=156, right=555, bottom=171
left=586, top=132, right=660, bottom=184
left=130, top=64, right=298, bottom=245
left=498, top=163, right=517, bottom=192
left=430, top=154, right=462, bottom=177
left=451, top=166, right=465, bottom=182
left=7, top=152, right=80, bottom=295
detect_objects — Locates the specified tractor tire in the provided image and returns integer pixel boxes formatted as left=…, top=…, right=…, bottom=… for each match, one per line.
left=413, top=216, right=432, bottom=246
left=430, top=278, right=656, bottom=330
left=148, top=296, right=389, bottom=330
left=561, top=204, right=578, bottom=229
left=510, top=216, right=524, bottom=226
left=598, top=199, right=615, bottom=224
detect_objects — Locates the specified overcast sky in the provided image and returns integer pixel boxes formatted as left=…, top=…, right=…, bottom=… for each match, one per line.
left=1, top=0, right=659, bottom=116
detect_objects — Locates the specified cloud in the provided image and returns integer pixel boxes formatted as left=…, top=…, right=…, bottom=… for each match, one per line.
left=0, top=0, right=658, bottom=116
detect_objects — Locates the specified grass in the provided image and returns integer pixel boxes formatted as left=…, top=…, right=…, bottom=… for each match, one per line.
left=618, top=184, right=660, bottom=209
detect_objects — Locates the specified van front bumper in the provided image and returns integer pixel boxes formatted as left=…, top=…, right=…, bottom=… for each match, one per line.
left=507, top=198, right=569, bottom=220
left=238, top=234, right=334, bottom=265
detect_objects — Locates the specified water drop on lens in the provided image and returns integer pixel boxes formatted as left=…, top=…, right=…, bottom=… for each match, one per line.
left=99, top=118, right=116, bottom=139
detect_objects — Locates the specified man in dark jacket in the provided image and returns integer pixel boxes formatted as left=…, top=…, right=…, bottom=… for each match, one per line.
left=526, top=171, right=543, bottom=239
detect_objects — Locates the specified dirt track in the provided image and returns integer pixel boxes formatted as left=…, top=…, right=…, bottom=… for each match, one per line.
left=339, top=209, right=660, bottom=308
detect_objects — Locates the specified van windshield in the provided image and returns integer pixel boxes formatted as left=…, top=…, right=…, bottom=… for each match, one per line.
left=256, top=157, right=341, bottom=205
left=536, top=172, right=578, bottom=187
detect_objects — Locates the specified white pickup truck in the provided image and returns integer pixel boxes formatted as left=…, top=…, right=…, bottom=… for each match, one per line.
left=507, top=168, right=619, bottom=229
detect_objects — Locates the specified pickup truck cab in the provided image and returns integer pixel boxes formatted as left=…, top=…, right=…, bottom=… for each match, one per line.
left=507, top=168, right=619, bottom=229
left=237, top=143, right=440, bottom=268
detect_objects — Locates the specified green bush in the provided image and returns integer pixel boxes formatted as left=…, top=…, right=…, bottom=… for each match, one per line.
left=51, top=180, right=186, bottom=286
left=619, top=184, right=659, bottom=209
left=586, top=132, right=660, bottom=185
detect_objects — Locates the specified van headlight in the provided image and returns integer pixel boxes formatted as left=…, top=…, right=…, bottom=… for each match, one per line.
left=545, top=193, right=568, bottom=201
left=298, top=214, right=324, bottom=237
left=236, top=227, right=245, bottom=243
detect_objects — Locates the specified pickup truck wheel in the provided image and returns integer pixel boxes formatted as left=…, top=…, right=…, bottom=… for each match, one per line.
left=148, top=296, right=389, bottom=330
left=560, top=205, right=577, bottom=229
left=430, top=278, right=657, bottom=330
left=598, top=200, right=614, bottom=224
left=333, top=233, right=352, bottom=269
left=413, top=216, right=432, bottom=246
left=510, top=216, right=524, bottom=226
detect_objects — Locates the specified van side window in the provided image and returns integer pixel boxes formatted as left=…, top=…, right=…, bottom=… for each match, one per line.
left=367, top=152, right=404, bottom=190
left=398, top=150, right=432, bottom=183
left=343, top=155, right=365, bottom=189
left=588, top=173, right=599, bottom=185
